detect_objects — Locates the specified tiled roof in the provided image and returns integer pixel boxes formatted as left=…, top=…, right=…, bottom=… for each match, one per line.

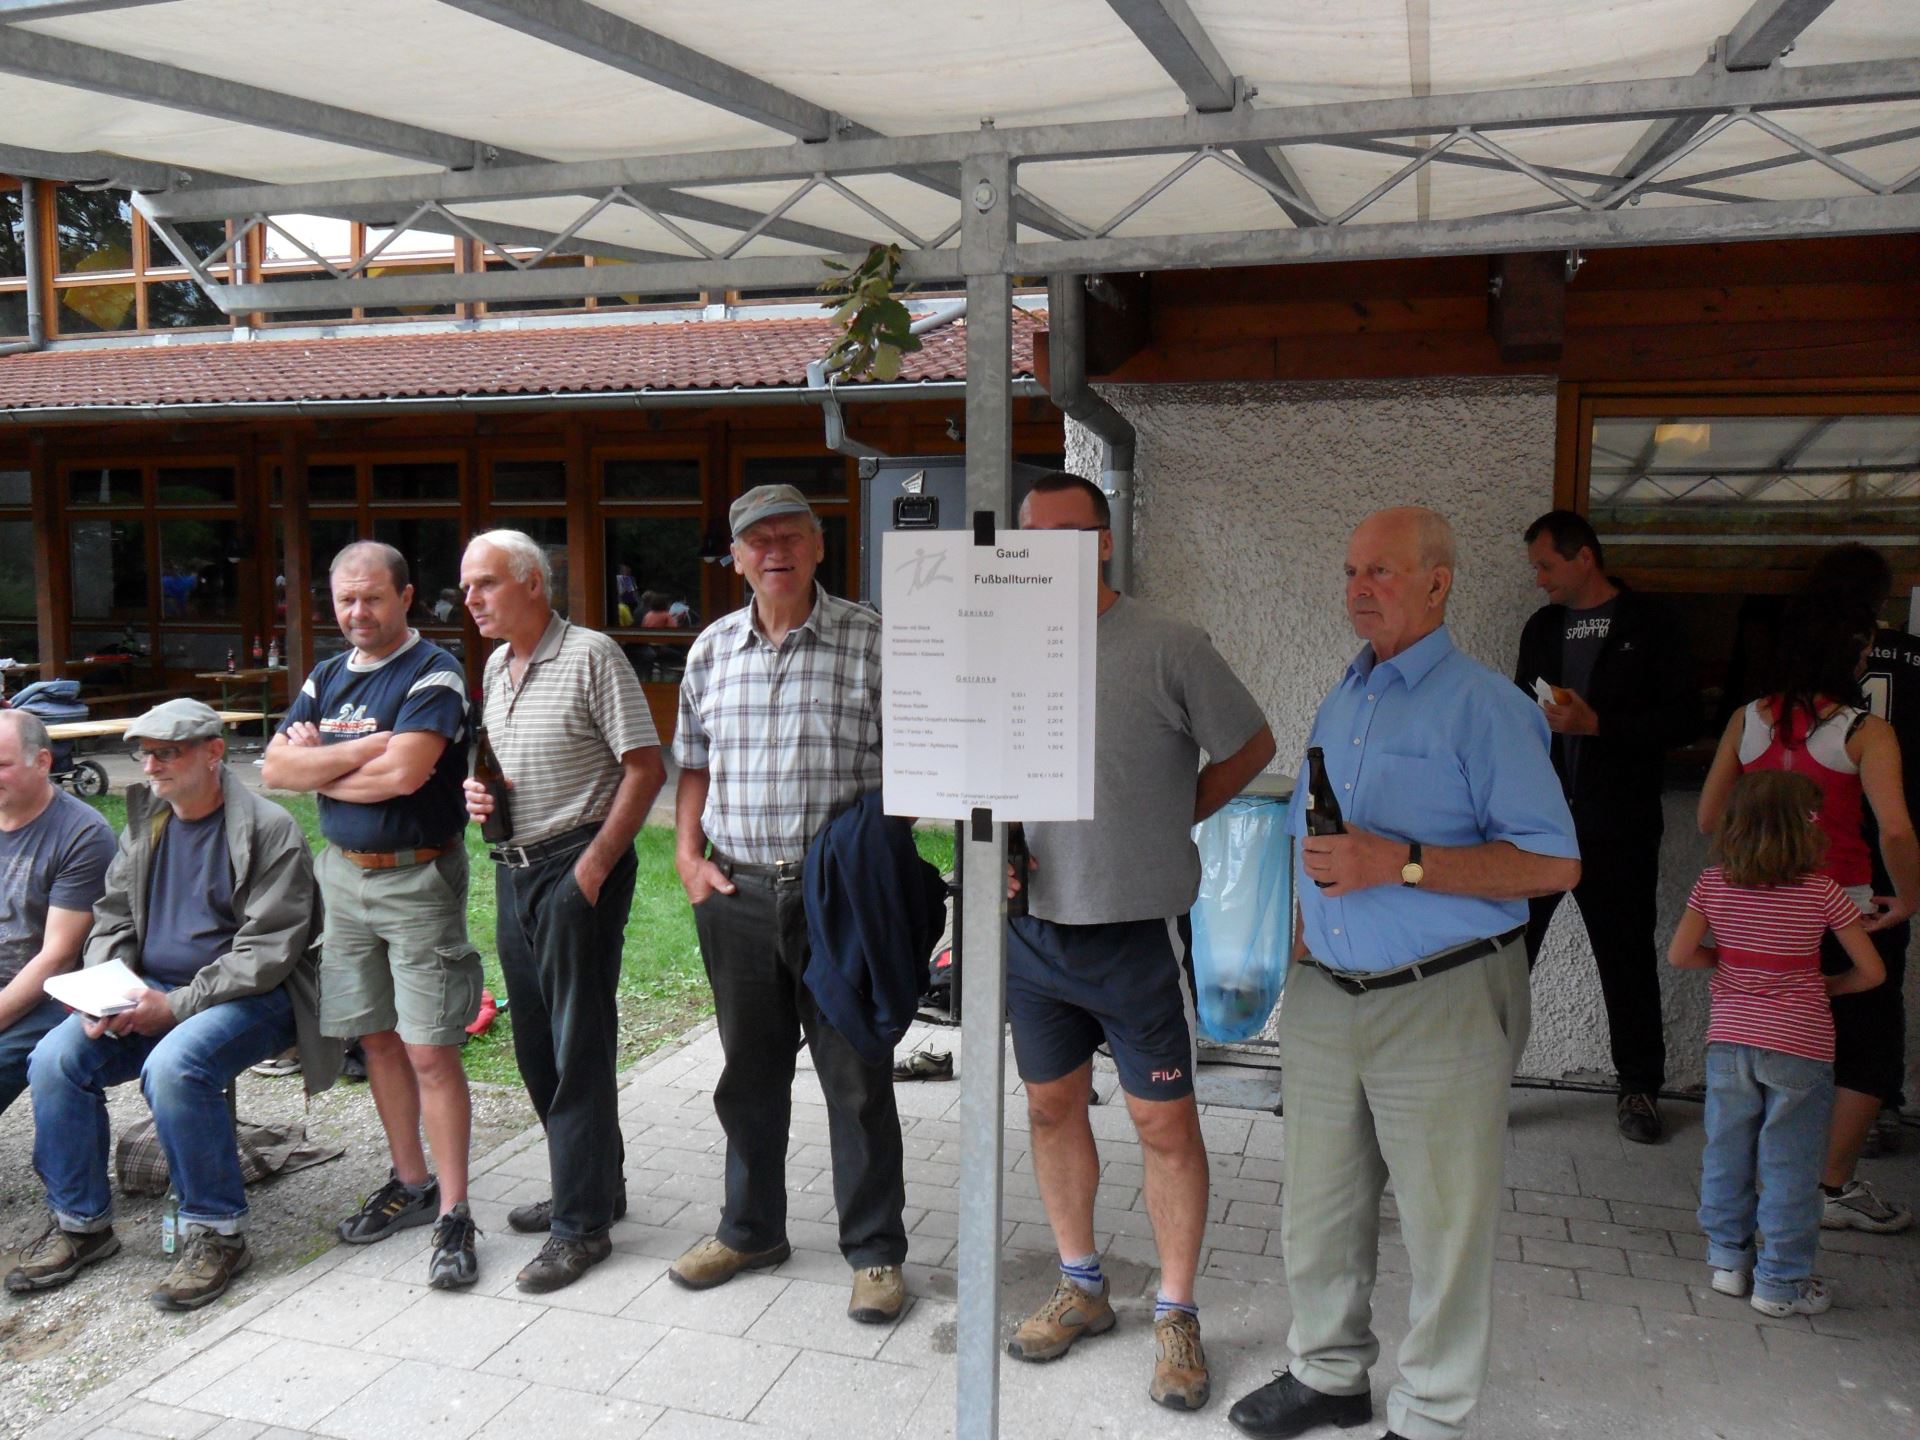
left=0, top=309, right=1043, bottom=413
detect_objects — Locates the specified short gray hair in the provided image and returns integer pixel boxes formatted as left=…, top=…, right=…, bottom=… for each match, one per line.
left=468, top=529, right=552, bottom=595
left=331, top=539, right=409, bottom=592
left=0, top=707, right=51, bottom=761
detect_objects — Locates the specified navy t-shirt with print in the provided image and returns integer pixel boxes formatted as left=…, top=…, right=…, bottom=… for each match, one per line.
left=279, top=633, right=469, bottom=851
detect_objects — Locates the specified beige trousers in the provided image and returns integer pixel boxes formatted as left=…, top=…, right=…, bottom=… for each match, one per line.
left=1278, top=939, right=1529, bottom=1440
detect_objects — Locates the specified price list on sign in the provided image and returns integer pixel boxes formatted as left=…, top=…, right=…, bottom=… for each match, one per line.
left=880, top=528, right=1097, bottom=821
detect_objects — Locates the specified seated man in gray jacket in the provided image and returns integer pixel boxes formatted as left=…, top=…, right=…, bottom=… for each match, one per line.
left=4, top=699, right=338, bottom=1311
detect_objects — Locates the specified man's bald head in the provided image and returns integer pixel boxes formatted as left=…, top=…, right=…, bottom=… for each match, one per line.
left=1344, top=506, right=1455, bottom=661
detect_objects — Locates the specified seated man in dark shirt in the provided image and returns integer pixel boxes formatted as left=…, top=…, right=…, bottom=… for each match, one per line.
left=4, top=699, right=336, bottom=1311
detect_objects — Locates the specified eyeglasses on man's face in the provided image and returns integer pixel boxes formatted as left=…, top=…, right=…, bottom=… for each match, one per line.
left=128, top=742, right=197, bottom=766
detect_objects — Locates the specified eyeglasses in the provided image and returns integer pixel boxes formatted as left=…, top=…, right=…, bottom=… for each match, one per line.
left=127, top=743, right=193, bottom=765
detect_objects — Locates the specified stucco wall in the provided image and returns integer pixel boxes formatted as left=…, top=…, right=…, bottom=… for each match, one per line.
left=1066, top=377, right=1722, bottom=1087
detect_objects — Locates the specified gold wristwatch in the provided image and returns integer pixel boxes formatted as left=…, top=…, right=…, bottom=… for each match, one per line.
left=1401, top=840, right=1425, bottom=888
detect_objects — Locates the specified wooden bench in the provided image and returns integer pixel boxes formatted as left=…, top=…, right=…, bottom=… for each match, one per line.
left=46, top=711, right=268, bottom=742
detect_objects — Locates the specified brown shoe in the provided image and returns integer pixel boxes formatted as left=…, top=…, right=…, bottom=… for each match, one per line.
left=1006, top=1275, right=1115, bottom=1361
left=668, top=1235, right=791, bottom=1291
left=515, top=1233, right=613, bottom=1294
left=151, top=1229, right=250, bottom=1311
left=1150, top=1309, right=1211, bottom=1410
left=849, top=1264, right=906, bottom=1324
left=4, top=1222, right=121, bottom=1294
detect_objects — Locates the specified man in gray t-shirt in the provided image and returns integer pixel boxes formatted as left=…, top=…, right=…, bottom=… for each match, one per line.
left=1002, top=474, right=1274, bottom=1413
left=0, top=711, right=114, bottom=1116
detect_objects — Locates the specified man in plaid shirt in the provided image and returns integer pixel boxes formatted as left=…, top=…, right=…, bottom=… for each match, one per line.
left=668, top=483, right=907, bottom=1326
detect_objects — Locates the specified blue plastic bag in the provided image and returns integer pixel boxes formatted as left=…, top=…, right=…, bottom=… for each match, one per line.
left=1188, top=792, right=1293, bottom=1043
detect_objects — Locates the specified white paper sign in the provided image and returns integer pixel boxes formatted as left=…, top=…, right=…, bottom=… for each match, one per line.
left=881, top=529, right=1097, bottom=821
left=44, top=959, right=148, bottom=1018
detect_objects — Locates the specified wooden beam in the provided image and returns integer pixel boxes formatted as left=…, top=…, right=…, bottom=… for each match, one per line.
left=28, top=433, right=65, bottom=678
left=277, top=428, right=313, bottom=694
left=563, top=415, right=597, bottom=625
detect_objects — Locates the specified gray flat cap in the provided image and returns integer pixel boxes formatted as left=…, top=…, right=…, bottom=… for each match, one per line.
left=125, top=698, right=225, bottom=744
left=729, top=483, right=816, bottom=539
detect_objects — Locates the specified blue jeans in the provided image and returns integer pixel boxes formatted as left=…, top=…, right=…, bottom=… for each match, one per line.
left=0, top=996, right=68, bottom=1117
left=1698, top=1041, right=1835, bottom=1303
left=28, top=987, right=295, bottom=1235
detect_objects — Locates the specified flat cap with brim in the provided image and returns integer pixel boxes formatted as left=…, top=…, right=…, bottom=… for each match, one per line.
left=730, top=483, right=816, bottom=539
left=125, top=698, right=225, bottom=744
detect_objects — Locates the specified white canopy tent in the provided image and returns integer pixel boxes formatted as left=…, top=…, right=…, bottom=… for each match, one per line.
left=6, top=3, right=1920, bottom=1433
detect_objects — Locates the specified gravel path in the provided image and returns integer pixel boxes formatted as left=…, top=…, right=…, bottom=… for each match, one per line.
left=0, top=1069, right=536, bottom=1438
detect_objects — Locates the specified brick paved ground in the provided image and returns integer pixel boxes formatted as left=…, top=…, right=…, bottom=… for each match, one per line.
left=28, top=1020, right=1920, bottom=1440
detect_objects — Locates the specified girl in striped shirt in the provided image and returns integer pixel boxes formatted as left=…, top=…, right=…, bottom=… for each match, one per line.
left=1671, top=771, right=1885, bottom=1318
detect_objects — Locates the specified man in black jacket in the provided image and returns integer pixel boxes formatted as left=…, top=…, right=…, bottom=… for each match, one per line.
left=1516, top=511, right=1697, bottom=1144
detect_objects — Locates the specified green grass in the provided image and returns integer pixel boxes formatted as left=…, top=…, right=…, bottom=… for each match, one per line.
left=82, top=792, right=959, bottom=1089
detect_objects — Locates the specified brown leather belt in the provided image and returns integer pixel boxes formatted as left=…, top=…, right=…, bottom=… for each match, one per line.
left=340, top=844, right=452, bottom=871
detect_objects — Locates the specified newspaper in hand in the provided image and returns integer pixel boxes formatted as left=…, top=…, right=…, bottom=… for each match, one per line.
left=43, top=959, right=148, bottom=1018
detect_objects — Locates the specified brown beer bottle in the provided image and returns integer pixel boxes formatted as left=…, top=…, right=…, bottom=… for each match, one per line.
left=1303, top=746, right=1344, bottom=889
left=473, top=726, right=513, bottom=845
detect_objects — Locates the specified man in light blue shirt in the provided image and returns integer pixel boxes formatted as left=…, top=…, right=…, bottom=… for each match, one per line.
left=1230, top=507, right=1578, bottom=1440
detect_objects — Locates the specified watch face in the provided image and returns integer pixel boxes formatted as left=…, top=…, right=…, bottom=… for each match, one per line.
left=1401, top=863, right=1424, bottom=886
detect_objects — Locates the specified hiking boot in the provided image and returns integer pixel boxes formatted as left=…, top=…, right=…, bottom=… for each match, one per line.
left=849, top=1264, right=906, bottom=1324
left=668, top=1235, right=791, bottom=1290
left=426, top=1203, right=481, bottom=1290
left=151, top=1229, right=250, bottom=1311
left=515, top=1232, right=612, bottom=1294
left=1151, top=1309, right=1211, bottom=1410
left=1006, top=1275, right=1115, bottom=1361
left=506, top=1191, right=627, bottom=1235
left=1821, top=1179, right=1913, bottom=1233
left=3, top=1222, right=120, bottom=1294
left=1616, top=1092, right=1664, bottom=1145
left=337, top=1171, right=438, bottom=1244
left=1751, top=1276, right=1832, bottom=1318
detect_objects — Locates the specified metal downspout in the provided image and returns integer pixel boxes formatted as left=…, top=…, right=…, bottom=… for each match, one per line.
left=805, top=299, right=969, bottom=459
left=0, top=180, right=47, bottom=358
left=1045, top=274, right=1136, bottom=590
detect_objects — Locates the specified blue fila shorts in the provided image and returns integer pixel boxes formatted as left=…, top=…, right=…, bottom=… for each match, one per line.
left=1005, top=913, right=1198, bottom=1102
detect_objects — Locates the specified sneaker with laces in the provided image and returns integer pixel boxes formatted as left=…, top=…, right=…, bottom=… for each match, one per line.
left=337, top=1170, right=438, bottom=1244
left=1710, top=1268, right=1750, bottom=1298
left=506, top=1191, right=627, bottom=1234
left=426, top=1202, right=481, bottom=1290
left=3, top=1222, right=120, bottom=1294
left=515, top=1232, right=612, bottom=1294
left=1616, top=1092, right=1664, bottom=1145
left=668, top=1234, right=792, bottom=1290
left=1821, top=1179, right=1913, bottom=1233
left=849, top=1264, right=906, bottom=1324
left=1751, top=1276, right=1831, bottom=1317
left=151, top=1228, right=250, bottom=1311
left=1150, top=1310, right=1211, bottom=1410
left=1006, top=1275, right=1115, bottom=1361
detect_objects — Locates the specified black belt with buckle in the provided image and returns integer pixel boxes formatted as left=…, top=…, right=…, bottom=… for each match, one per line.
left=488, top=823, right=601, bottom=870
left=712, top=851, right=804, bottom=882
left=1306, top=925, right=1526, bottom=995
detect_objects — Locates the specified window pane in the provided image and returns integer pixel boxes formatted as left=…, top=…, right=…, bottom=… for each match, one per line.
left=603, top=457, right=700, bottom=500
left=0, top=470, right=27, bottom=505
left=147, top=279, right=227, bottom=330
left=0, top=289, right=23, bottom=339
left=158, top=631, right=247, bottom=673
left=157, top=466, right=237, bottom=505
left=70, top=519, right=148, bottom=621
left=743, top=455, right=848, bottom=499
left=0, top=521, right=31, bottom=617
left=821, top=513, right=852, bottom=599
left=143, top=219, right=230, bottom=270
left=605, top=518, right=700, bottom=629
left=309, top=463, right=357, bottom=505
left=263, top=215, right=354, bottom=266
left=372, top=517, right=463, bottom=627
left=56, top=189, right=133, bottom=274
left=0, top=623, right=36, bottom=665
left=371, top=461, right=458, bottom=502
left=278, top=517, right=359, bottom=634
left=67, top=467, right=142, bottom=507
left=159, top=520, right=243, bottom=623
left=0, top=189, right=23, bottom=279
left=508, top=516, right=569, bottom=618
left=56, top=283, right=137, bottom=334
left=491, top=458, right=567, bottom=503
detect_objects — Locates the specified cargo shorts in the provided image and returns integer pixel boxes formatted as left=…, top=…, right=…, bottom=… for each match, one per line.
left=315, top=843, right=483, bottom=1047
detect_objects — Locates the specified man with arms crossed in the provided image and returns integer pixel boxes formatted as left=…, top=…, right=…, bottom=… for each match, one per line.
left=1516, top=510, right=1694, bottom=1144
left=0, top=709, right=115, bottom=1115
left=263, top=540, right=482, bottom=1287
left=1230, top=508, right=1578, bottom=1440
left=461, top=529, right=665, bottom=1293
left=1003, top=472, right=1275, bottom=1411
left=670, top=483, right=909, bottom=1325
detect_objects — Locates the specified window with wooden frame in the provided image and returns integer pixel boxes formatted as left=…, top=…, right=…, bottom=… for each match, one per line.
left=1566, top=386, right=1920, bottom=770
left=0, top=464, right=31, bottom=667
left=599, top=445, right=711, bottom=680
left=51, top=186, right=231, bottom=336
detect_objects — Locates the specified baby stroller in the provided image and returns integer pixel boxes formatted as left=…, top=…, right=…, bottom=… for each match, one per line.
left=7, top=678, right=109, bottom=797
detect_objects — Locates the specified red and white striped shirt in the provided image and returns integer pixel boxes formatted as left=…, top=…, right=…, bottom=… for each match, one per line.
left=1686, top=866, right=1862, bottom=1063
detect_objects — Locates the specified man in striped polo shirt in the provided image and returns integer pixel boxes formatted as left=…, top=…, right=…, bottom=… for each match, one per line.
left=460, top=529, right=665, bottom=1294
left=668, top=484, right=908, bottom=1326
left=265, top=540, right=482, bottom=1288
